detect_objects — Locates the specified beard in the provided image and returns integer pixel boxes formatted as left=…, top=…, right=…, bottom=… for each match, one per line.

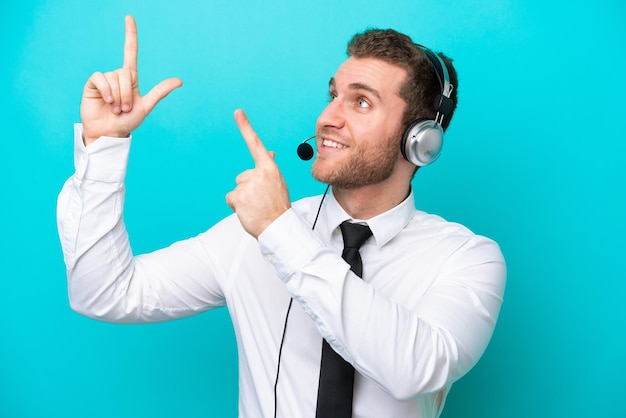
left=311, top=128, right=402, bottom=189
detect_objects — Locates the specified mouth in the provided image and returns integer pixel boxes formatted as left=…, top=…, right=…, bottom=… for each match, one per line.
left=321, top=138, right=348, bottom=150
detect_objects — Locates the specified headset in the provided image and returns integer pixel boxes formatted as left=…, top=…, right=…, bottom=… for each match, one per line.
left=400, top=44, right=455, bottom=166
left=298, top=44, right=455, bottom=167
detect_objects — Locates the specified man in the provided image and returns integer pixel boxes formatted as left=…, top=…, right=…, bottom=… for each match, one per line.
left=58, top=15, right=505, bottom=418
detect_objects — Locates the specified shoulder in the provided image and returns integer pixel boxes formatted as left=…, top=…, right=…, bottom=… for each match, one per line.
left=408, top=209, right=492, bottom=239
left=406, top=210, right=504, bottom=262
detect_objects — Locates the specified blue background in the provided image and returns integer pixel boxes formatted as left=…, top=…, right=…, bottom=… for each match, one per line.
left=1, top=1, right=624, bottom=417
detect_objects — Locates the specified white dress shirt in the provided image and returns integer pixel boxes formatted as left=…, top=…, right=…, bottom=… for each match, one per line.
left=57, top=124, right=506, bottom=418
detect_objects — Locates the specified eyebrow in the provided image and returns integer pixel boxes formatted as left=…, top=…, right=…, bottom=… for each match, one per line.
left=328, top=77, right=382, bottom=100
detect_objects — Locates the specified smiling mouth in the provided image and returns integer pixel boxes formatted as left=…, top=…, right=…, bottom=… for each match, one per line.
left=322, top=139, right=348, bottom=149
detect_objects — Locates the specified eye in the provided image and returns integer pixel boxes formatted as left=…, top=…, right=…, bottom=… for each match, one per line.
left=328, top=91, right=337, bottom=102
left=357, top=97, right=370, bottom=108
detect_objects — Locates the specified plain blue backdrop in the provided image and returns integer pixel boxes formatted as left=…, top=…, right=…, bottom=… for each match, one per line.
left=1, top=1, right=624, bottom=417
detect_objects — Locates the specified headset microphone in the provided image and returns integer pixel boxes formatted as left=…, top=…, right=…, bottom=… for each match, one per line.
left=296, top=136, right=315, bottom=160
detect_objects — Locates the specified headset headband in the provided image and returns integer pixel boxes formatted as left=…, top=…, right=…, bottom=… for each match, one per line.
left=415, top=44, right=454, bottom=124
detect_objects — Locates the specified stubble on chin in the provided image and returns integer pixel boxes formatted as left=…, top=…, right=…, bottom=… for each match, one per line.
left=310, top=140, right=399, bottom=189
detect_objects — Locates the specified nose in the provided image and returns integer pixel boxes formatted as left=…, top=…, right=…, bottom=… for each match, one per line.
left=316, top=98, right=345, bottom=130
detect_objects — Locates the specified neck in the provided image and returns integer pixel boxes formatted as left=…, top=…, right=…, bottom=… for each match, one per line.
left=332, top=174, right=412, bottom=220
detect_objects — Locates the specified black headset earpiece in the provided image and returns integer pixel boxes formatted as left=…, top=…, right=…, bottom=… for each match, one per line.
left=401, top=44, right=454, bottom=167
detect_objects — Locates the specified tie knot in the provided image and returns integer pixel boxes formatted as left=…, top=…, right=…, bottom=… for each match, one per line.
left=340, top=221, right=373, bottom=250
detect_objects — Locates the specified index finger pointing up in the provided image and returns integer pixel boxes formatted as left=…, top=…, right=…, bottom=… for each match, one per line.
left=234, top=109, right=273, bottom=166
left=123, top=15, right=138, bottom=71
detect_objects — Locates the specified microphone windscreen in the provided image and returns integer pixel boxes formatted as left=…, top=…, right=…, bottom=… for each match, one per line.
left=297, top=142, right=314, bottom=160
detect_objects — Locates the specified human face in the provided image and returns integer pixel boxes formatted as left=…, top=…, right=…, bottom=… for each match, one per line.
left=311, top=57, right=408, bottom=190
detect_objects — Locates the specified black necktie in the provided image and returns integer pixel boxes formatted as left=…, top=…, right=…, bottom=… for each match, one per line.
left=316, top=221, right=373, bottom=418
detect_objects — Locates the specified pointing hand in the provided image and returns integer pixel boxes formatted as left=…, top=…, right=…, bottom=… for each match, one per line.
left=226, top=109, right=291, bottom=238
left=80, top=15, right=182, bottom=145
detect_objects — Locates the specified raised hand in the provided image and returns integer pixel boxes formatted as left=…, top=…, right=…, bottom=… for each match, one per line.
left=80, top=15, right=182, bottom=145
left=226, top=109, right=291, bottom=238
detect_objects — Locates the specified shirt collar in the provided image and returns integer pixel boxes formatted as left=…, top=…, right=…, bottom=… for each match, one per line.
left=323, top=188, right=416, bottom=248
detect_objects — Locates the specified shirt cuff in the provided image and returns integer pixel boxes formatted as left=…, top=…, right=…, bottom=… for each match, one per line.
left=73, top=123, right=132, bottom=183
left=257, top=208, right=323, bottom=282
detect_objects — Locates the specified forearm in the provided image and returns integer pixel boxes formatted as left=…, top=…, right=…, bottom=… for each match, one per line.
left=57, top=125, right=225, bottom=323
left=58, top=172, right=133, bottom=321
left=56, top=124, right=132, bottom=318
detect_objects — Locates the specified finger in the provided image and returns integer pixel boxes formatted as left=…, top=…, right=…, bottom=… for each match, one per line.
left=225, top=190, right=236, bottom=211
left=234, top=109, right=273, bottom=166
left=142, top=77, right=183, bottom=114
left=123, top=15, right=138, bottom=72
left=85, top=72, right=114, bottom=104
left=104, top=71, right=122, bottom=114
left=117, top=68, right=134, bottom=112
left=234, top=169, right=255, bottom=185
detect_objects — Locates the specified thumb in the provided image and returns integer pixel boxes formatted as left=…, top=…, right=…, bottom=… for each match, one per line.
left=142, top=77, right=183, bottom=114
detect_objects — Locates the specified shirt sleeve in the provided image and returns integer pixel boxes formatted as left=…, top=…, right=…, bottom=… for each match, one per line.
left=56, top=124, right=227, bottom=323
left=258, top=208, right=506, bottom=400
